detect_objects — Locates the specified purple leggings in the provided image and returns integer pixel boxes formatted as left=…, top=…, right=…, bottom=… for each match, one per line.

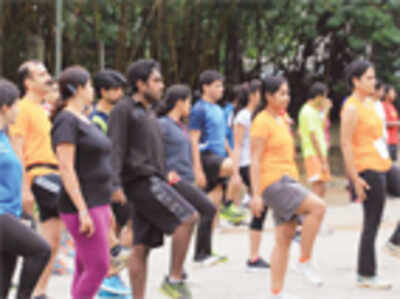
left=61, top=205, right=111, bottom=299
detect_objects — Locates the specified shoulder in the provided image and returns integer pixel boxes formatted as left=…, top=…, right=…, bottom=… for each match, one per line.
left=53, top=111, right=78, bottom=128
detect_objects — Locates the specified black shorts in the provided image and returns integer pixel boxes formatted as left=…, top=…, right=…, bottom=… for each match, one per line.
left=239, top=166, right=251, bottom=188
left=31, top=174, right=62, bottom=222
left=111, top=202, right=131, bottom=228
left=125, top=176, right=196, bottom=248
left=201, top=151, right=226, bottom=192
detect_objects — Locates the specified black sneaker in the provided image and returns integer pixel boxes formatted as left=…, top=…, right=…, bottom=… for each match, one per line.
left=246, top=257, right=270, bottom=272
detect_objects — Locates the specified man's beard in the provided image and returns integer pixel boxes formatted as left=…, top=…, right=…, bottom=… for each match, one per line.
left=144, top=91, right=160, bottom=108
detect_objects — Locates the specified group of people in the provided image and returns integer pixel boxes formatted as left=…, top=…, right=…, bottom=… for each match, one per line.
left=0, top=57, right=400, bottom=299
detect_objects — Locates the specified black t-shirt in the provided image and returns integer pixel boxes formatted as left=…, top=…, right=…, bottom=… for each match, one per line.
left=51, top=111, right=112, bottom=213
left=108, top=97, right=166, bottom=189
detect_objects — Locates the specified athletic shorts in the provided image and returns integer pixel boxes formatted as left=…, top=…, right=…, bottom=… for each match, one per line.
left=125, top=176, right=196, bottom=248
left=201, top=151, right=226, bottom=192
left=31, top=174, right=62, bottom=222
left=262, top=176, right=310, bottom=226
left=240, top=166, right=251, bottom=188
left=111, top=202, right=130, bottom=228
left=304, top=156, right=331, bottom=183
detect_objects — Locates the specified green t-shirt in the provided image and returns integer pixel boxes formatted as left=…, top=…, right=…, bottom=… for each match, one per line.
left=298, top=103, right=327, bottom=158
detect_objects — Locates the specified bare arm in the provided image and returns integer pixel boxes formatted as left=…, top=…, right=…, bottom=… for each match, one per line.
left=190, top=130, right=207, bottom=188
left=340, top=106, right=358, bottom=182
left=250, top=136, right=265, bottom=198
left=232, top=123, right=245, bottom=175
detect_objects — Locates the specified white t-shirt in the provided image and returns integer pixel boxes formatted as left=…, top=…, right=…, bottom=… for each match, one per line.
left=234, top=109, right=252, bottom=167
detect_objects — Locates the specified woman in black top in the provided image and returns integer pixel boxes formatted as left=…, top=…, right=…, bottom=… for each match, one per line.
left=51, top=66, right=113, bottom=299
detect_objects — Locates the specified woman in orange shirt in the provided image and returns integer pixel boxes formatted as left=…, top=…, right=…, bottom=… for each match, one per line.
left=251, top=76, right=326, bottom=299
left=341, top=59, right=392, bottom=289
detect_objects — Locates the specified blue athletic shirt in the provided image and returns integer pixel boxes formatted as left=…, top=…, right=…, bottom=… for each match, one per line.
left=0, top=130, right=23, bottom=217
left=90, top=109, right=109, bottom=134
left=189, top=99, right=227, bottom=157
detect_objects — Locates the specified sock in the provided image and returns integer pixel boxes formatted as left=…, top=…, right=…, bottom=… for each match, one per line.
left=110, top=244, right=123, bottom=257
left=299, top=256, right=310, bottom=263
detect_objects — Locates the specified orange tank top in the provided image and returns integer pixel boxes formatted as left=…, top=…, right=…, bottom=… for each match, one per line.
left=342, top=96, right=391, bottom=173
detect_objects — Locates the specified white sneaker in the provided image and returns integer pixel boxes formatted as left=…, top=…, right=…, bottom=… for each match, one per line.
left=296, top=261, right=324, bottom=286
left=384, top=241, right=400, bottom=259
left=270, top=292, right=300, bottom=299
left=356, top=276, right=392, bottom=289
left=194, top=253, right=228, bottom=267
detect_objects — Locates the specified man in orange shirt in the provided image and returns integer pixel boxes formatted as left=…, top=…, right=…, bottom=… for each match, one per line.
left=9, top=60, right=62, bottom=299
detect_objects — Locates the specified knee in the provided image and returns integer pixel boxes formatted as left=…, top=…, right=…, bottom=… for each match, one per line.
left=312, top=200, right=326, bottom=219
left=187, top=211, right=200, bottom=225
left=220, top=158, right=234, bottom=177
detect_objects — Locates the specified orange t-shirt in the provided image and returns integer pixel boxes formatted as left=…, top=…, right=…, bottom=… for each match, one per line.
left=250, top=110, right=299, bottom=192
left=9, top=98, right=59, bottom=184
left=342, top=96, right=391, bottom=173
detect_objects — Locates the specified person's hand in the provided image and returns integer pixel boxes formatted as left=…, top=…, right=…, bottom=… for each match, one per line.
left=354, top=176, right=370, bottom=203
left=251, top=195, right=264, bottom=218
left=168, top=171, right=181, bottom=185
left=79, top=210, right=95, bottom=237
left=111, top=188, right=127, bottom=205
left=195, top=169, right=207, bottom=189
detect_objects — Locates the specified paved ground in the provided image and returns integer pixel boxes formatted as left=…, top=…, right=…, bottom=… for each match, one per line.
left=10, top=181, right=400, bottom=299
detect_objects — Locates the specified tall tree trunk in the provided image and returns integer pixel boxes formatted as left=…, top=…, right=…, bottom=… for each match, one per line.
left=115, top=0, right=127, bottom=70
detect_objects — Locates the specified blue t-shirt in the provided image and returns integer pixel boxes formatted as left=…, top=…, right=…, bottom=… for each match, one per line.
left=159, top=116, right=195, bottom=182
left=0, top=130, right=23, bottom=217
left=189, top=99, right=227, bottom=157
left=223, top=103, right=235, bottom=149
left=90, top=109, right=109, bottom=134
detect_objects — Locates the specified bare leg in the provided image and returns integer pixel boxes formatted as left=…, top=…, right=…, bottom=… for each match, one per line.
left=129, top=245, right=150, bottom=299
left=270, top=221, right=297, bottom=292
left=296, top=194, right=326, bottom=260
left=170, top=213, right=199, bottom=280
left=33, top=218, right=62, bottom=297
left=249, top=230, right=262, bottom=261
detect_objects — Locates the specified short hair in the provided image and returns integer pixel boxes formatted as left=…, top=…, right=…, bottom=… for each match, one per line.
left=17, top=60, right=42, bottom=97
left=126, top=59, right=161, bottom=93
left=345, top=59, right=373, bottom=89
left=309, top=82, right=328, bottom=99
left=0, top=79, right=20, bottom=107
left=199, top=70, right=224, bottom=93
left=93, top=69, right=127, bottom=99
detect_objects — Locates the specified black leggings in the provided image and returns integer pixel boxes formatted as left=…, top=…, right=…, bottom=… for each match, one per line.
left=0, top=213, right=51, bottom=299
left=172, top=180, right=216, bottom=261
left=240, top=166, right=268, bottom=231
left=357, top=170, right=387, bottom=277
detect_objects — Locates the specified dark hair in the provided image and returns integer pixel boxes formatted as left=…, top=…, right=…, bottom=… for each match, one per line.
left=0, top=79, right=20, bottom=108
left=345, top=59, right=373, bottom=89
left=127, top=59, right=160, bottom=94
left=309, top=82, right=328, bottom=99
left=199, top=70, right=224, bottom=93
left=253, top=75, right=287, bottom=119
left=157, top=84, right=191, bottom=117
left=93, top=69, right=127, bottom=99
left=383, top=84, right=395, bottom=100
left=234, top=79, right=262, bottom=116
left=17, top=60, right=42, bottom=97
left=51, top=66, right=91, bottom=121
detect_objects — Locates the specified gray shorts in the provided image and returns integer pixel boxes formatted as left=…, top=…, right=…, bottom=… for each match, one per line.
left=262, top=176, right=310, bottom=226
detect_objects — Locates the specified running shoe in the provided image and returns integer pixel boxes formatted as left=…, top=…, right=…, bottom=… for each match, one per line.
left=220, top=204, right=246, bottom=224
left=160, top=276, right=192, bottom=299
left=100, top=275, right=131, bottom=295
left=295, top=261, right=323, bottom=286
left=356, top=275, right=392, bottom=289
left=246, top=257, right=270, bottom=271
left=269, top=292, right=300, bottom=299
left=52, top=257, right=72, bottom=275
left=384, top=241, right=400, bottom=259
left=194, top=252, right=228, bottom=267
left=111, top=246, right=131, bottom=273
left=97, top=289, right=132, bottom=299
